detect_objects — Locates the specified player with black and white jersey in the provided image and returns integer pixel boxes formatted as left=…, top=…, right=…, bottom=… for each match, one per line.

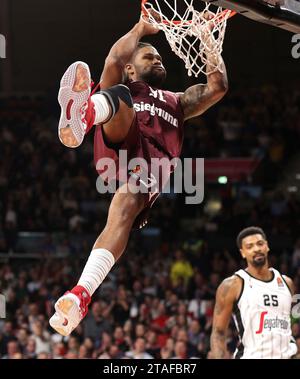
left=210, top=226, right=297, bottom=359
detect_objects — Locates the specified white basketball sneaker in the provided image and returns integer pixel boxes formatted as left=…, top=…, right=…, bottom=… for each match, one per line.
left=49, top=285, right=91, bottom=336
left=58, top=61, right=95, bottom=148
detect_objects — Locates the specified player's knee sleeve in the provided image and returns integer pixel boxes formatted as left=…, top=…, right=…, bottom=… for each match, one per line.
left=100, top=84, right=133, bottom=117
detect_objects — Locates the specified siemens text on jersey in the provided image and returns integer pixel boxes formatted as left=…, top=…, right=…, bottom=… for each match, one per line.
left=134, top=102, right=179, bottom=128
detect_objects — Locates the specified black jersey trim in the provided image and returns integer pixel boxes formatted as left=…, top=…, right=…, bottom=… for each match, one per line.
left=242, top=269, right=275, bottom=283
left=235, top=341, right=245, bottom=359
left=234, top=274, right=244, bottom=305
left=281, top=274, right=293, bottom=296
left=233, top=304, right=245, bottom=359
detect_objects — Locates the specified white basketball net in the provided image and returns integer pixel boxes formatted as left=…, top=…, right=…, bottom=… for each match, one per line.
left=142, top=0, right=232, bottom=77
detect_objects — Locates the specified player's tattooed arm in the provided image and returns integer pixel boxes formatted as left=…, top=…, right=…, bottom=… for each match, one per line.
left=210, top=326, right=227, bottom=359
left=179, top=57, right=228, bottom=121
left=210, top=275, right=242, bottom=359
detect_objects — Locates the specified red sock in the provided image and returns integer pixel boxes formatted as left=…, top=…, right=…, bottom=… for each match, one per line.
left=84, top=97, right=96, bottom=135
left=68, top=285, right=91, bottom=318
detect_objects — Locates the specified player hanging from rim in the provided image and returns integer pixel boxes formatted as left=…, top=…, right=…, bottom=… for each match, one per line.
left=49, top=13, right=228, bottom=336
left=210, top=226, right=297, bottom=359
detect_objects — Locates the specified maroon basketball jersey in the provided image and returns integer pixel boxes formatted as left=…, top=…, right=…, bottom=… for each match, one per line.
left=93, top=81, right=185, bottom=195
left=128, top=81, right=185, bottom=160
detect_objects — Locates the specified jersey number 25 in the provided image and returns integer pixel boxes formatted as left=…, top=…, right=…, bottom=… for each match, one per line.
left=263, top=294, right=278, bottom=307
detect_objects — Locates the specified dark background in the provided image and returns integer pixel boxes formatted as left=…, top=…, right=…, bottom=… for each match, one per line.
left=0, top=0, right=299, bottom=93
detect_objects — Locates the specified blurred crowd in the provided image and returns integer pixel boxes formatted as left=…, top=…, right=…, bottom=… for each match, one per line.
left=0, top=85, right=300, bottom=358
left=1, top=243, right=300, bottom=359
left=184, top=85, right=300, bottom=161
left=0, top=85, right=300, bottom=242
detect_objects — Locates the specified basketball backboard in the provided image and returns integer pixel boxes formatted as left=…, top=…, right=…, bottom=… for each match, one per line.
left=203, top=0, right=300, bottom=33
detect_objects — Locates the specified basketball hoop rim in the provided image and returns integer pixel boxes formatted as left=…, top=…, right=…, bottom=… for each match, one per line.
left=141, top=0, right=236, bottom=26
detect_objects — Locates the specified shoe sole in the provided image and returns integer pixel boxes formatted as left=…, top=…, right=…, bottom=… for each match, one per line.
left=54, top=298, right=74, bottom=336
left=50, top=295, right=80, bottom=336
left=58, top=61, right=91, bottom=146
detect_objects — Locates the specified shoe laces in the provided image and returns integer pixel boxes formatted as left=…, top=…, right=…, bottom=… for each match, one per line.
left=91, top=80, right=100, bottom=95
left=79, top=80, right=99, bottom=129
left=80, top=101, right=89, bottom=129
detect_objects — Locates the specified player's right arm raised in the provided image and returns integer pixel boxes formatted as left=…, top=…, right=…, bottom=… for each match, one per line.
left=100, top=18, right=159, bottom=89
left=179, top=15, right=228, bottom=121
left=210, top=276, right=241, bottom=359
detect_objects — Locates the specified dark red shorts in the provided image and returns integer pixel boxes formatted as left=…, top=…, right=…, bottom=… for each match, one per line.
left=93, top=117, right=174, bottom=229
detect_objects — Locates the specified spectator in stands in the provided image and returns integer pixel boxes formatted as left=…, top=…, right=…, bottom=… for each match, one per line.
left=170, top=250, right=194, bottom=288
left=125, top=337, right=154, bottom=359
left=1, top=341, right=20, bottom=359
left=83, top=301, right=112, bottom=342
left=30, top=320, right=51, bottom=355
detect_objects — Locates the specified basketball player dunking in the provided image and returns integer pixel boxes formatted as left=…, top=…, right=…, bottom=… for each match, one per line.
left=49, top=15, right=228, bottom=336
left=210, top=226, right=298, bottom=359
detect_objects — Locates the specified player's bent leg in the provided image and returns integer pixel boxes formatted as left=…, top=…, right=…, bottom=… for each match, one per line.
left=49, top=185, right=145, bottom=336
left=99, top=85, right=135, bottom=144
left=58, top=64, right=135, bottom=148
